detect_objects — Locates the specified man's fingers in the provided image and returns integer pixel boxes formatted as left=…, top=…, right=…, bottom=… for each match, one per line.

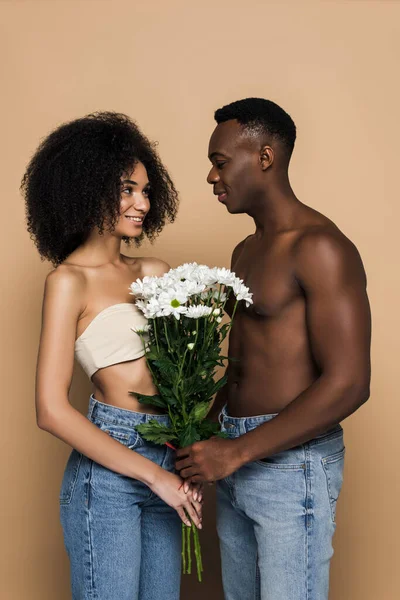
left=175, top=446, right=191, bottom=459
left=180, top=467, right=198, bottom=480
left=175, top=457, right=193, bottom=471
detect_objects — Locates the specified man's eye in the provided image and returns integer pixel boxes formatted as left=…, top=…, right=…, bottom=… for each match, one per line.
left=216, top=162, right=226, bottom=169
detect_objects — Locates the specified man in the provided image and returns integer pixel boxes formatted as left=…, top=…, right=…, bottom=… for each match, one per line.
left=176, top=98, right=371, bottom=600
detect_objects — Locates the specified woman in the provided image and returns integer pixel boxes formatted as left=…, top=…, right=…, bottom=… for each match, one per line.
left=21, top=112, right=202, bottom=600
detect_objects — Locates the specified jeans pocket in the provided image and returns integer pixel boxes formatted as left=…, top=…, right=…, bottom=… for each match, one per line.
left=255, top=445, right=306, bottom=470
left=99, top=422, right=141, bottom=449
left=60, top=450, right=82, bottom=505
left=321, top=447, right=345, bottom=522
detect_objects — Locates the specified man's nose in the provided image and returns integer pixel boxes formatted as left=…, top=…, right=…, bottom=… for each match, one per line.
left=207, top=166, right=219, bottom=185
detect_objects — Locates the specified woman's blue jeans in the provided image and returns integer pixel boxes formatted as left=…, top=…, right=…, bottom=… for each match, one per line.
left=60, top=397, right=181, bottom=600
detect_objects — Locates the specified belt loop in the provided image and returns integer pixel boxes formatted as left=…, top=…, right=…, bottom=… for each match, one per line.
left=87, top=396, right=97, bottom=420
left=218, top=404, right=227, bottom=425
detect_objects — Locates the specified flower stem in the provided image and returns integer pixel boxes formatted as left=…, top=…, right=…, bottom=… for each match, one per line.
left=182, top=522, right=186, bottom=574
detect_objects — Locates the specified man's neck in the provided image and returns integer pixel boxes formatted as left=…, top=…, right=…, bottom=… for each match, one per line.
left=249, top=183, right=301, bottom=236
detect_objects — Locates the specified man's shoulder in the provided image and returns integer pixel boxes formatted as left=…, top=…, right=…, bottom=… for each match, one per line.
left=293, top=221, right=365, bottom=286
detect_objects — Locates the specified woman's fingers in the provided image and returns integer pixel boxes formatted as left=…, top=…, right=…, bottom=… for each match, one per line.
left=191, top=497, right=203, bottom=521
left=176, top=507, right=191, bottom=527
left=184, top=497, right=202, bottom=529
left=192, top=482, right=204, bottom=503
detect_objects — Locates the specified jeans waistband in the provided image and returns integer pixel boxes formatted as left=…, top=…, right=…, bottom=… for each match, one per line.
left=87, top=395, right=171, bottom=428
left=219, top=404, right=343, bottom=443
left=219, top=404, right=278, bottom=436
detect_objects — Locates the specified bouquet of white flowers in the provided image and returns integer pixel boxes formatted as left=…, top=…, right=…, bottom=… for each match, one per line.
left=129, top=262, right=252, bottom=581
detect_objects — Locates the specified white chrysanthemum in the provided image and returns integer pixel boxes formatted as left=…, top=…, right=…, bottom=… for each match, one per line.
left=158, top=289, right=188, bottom=320
left=195, top=265, right=218, bottom=286
left=131, top=323, right=151, bottom=334
left=135, top=297, right=163, bottom=319
left=185, top=305, right=213, bottom=319
left=214, top=267, right=236, bottom=287
left=232, top=278, right=253, bottom=307
left=181, top=280, right=206, bottom=296
left=130, top=276, right=159, bottom=299
left=173, top=262, right=200, bottom=281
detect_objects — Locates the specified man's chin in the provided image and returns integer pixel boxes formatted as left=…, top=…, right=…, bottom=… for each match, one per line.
left=225, top=203, right=245, bottom=215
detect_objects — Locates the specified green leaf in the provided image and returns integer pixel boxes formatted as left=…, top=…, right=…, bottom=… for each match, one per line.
left=197, top=419, right=223, bottom=440
left=209, top=375, right=228, bottom=396
left=158, top=385, right=178, bottom=406
left=136, top=421, right=176, bottom=445
left=191, top=401, right=211, bottom=422
left=153, top=358, right=179, bottom=379
left=130, top=392, right=167, bottom=409
left=180, top=423, right=201, bottom=447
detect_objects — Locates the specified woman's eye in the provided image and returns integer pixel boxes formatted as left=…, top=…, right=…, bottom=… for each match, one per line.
left=143, top=188, right=151, bottom=197
left=122, top=187, right=133, bottom=195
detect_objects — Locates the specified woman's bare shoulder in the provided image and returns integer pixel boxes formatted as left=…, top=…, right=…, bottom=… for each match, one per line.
left=45, top=263, right=86, bottom=291
left=126, top=256, right=171, bottom=279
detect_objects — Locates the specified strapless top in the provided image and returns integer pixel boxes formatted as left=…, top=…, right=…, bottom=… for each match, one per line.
left=74, top=303, right=148, bottom=379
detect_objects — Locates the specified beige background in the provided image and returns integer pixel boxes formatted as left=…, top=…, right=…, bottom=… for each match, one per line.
left=1, top=0, right=399, bottom=598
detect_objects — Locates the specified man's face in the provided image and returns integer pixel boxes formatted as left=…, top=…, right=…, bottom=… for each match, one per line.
left=207, top=120, right=263, bottom=214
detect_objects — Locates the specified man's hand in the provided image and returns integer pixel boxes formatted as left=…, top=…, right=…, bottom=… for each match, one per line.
left=175, top=437, right=244, bottom=484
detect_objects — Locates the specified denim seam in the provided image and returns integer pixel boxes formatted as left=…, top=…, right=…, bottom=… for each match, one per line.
left=59, top=453, right=83, bottom=505
left=309, top=431, right=343, bottom=447
left=321, top=448, right=345, bottom=465
left=144, top=446, right=169, bottom=504
left=304, top=445, right=313, bottom=600
left=254, top=461, right=306, bottom=470
left=321, top=450, right=345, bottom=523
left=102, top=429, right=130, bottom=441
left=84, top=460, right=97, bottom=599
left=92, top=416, right=141, bottom=428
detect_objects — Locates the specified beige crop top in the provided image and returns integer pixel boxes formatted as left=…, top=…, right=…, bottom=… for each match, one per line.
left=75, top=303, right=148, bottom=379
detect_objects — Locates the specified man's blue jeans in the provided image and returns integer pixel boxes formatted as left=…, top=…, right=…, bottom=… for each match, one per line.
left=217, top=406, right=345, bottom=600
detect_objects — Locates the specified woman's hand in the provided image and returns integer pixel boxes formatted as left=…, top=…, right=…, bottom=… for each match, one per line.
left=149, top=470, right=203, bottom=528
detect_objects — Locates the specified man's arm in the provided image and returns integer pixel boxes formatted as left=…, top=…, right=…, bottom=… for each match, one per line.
left=176, top=231, right=371, bottom=482
left=207, top=237, right=247, bottom=422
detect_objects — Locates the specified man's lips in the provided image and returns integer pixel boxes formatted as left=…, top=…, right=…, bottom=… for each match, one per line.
left=214, top=191, right=228, bottom=203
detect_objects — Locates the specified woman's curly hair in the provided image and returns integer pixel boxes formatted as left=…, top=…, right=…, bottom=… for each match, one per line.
left=21, top=112, right=179, bottom=265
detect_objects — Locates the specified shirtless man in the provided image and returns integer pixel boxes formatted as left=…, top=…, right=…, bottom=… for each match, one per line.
left=176, top=98, right=371, bottom=600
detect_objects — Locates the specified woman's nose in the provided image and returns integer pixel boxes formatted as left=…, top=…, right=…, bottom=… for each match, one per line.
left=134, top=193, right=150, bottom=211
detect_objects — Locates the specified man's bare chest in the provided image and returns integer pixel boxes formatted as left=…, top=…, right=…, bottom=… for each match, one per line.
left=232, top=243, right=300, bottom=318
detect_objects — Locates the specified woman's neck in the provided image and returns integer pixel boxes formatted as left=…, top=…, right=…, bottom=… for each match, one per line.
left=73, top=229, right=125, bottom=267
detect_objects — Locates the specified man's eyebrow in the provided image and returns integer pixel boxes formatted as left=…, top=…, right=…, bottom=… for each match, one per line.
left=208, top=151, right=228, bottom=161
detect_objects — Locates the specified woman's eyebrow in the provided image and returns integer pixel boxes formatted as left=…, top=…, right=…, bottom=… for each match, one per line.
left=121, top=179, right=137, bottom=185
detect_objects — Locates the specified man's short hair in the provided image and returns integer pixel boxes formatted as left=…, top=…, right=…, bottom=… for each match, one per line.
left=215, top=98, right=296, bottom=155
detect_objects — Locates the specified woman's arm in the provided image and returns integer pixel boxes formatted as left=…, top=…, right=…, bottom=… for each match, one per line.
left=36, top=266, right=201, bottom=527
